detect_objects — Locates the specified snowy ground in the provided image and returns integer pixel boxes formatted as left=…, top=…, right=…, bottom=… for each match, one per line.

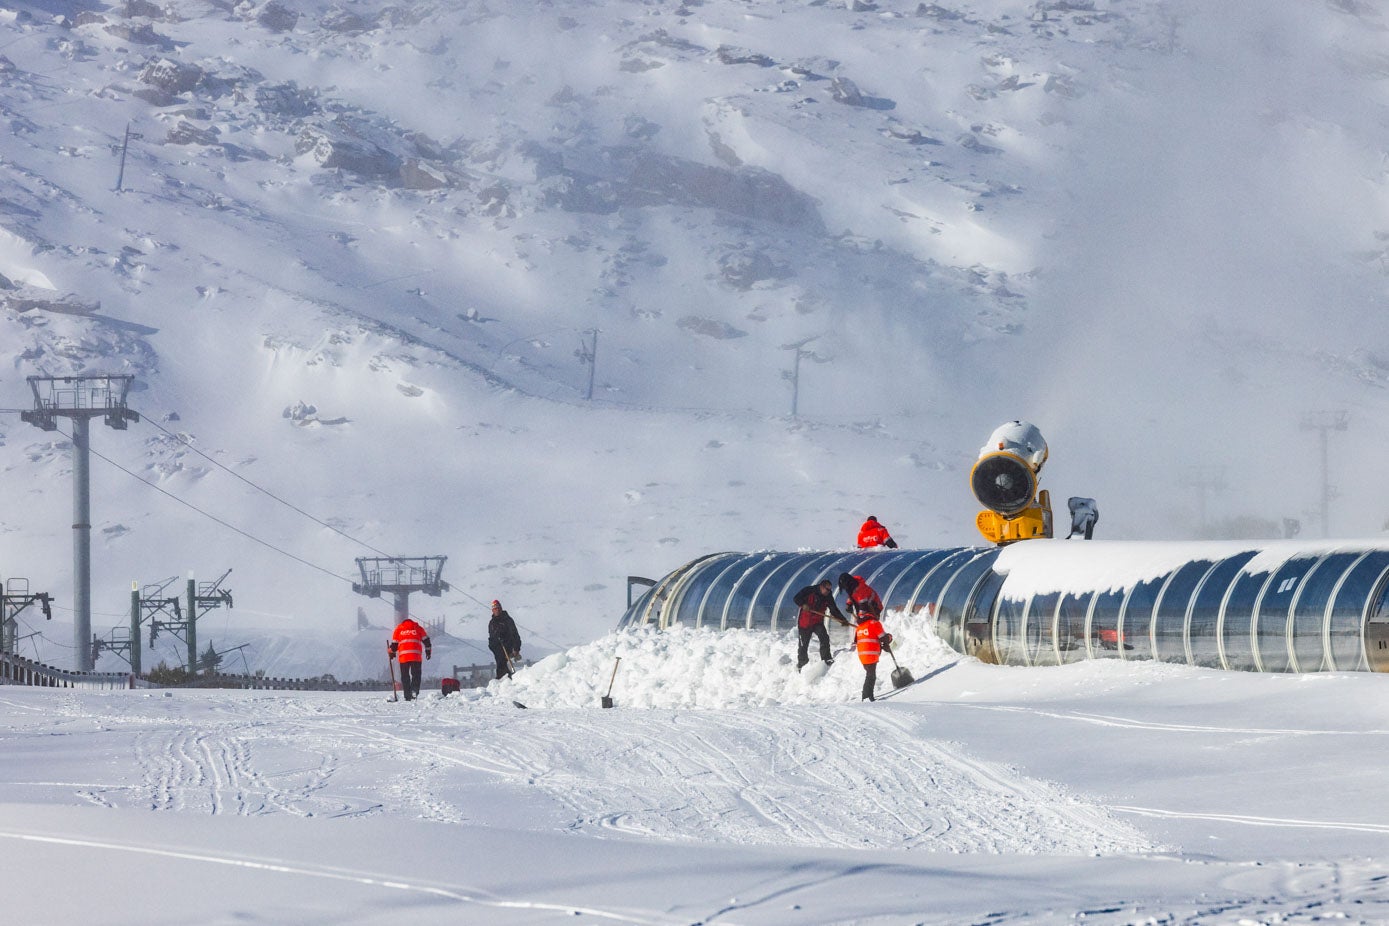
left=6, top=616, right=1389, bottom=924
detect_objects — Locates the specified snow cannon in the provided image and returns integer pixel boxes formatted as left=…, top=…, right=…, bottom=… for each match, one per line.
left=971, top=420, right=1053, bottom=545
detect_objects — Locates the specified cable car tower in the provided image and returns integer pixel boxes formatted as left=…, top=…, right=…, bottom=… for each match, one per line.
left=20, top=374, right=138, bottom=670
left=352, top=556, right=449, bottom=625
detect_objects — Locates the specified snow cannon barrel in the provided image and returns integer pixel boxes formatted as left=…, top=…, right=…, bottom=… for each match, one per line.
left=971, top=420, right=1053, bottom=545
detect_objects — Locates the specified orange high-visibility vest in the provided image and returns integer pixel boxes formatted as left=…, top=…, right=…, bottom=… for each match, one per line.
left=391, top=619, right=429, bottom=663
left=855, top=618, right=886, bottom=665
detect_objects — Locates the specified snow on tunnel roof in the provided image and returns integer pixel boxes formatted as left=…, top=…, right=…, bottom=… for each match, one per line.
left=992, top=537, right=1389, bottom=598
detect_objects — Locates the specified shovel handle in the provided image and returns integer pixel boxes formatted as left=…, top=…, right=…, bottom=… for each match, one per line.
left=604, top=656, right=621, bottom=697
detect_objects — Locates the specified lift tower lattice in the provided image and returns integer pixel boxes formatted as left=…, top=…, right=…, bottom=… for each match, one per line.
left=352, top=556, right=449, bottom=626
left=1, top=578, right=52, bottom=655
left=20, top=374, right=138, bottom=670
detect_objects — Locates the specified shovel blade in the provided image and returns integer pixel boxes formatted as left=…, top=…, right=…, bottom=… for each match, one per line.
left=890, top=666, right=914, bottom=689
left=601, top=696, right=614, bottom=708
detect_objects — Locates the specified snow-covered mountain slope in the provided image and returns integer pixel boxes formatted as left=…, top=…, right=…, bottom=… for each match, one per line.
left=2, top=0, right=1389, bottom=669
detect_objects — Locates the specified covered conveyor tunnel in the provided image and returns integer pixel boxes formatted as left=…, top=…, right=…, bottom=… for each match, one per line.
left=618, top=540, right=1389, bottom=673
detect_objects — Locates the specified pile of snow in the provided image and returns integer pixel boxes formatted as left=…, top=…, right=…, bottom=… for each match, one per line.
left=482, top=612, right=959, bottom=709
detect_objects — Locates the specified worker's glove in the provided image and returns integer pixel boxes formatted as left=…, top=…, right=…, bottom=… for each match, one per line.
left=425, top=651, right=432, bottom=660
left=885, top=539, right=898, bottom=549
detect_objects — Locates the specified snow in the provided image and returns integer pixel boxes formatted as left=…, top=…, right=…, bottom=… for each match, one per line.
left=8, top=617, right=1389, bottom=923
left=992, top=537, right=1389, bottom=598
left=2, top=0, right=1389, bottom=918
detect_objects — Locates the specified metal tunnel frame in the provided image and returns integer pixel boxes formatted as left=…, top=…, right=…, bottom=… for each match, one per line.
left=617, top=540, right=1389, bottom=673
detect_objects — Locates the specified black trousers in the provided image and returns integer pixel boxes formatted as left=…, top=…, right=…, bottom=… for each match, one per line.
left=490, top=643, right=513, bottom=679
left=861, top=661, right=877, bottom=701
left=797, top=622, right=831, bottom=669
left=400, top=660, right=422, bottom=700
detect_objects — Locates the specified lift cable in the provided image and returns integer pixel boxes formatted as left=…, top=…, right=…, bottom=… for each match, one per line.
left=133, top=410, right=399, bottom=561
left=13, top=410, right=570, bottom=650
left=133, top=412, right=572, bottom=649
left=57, top=425, right=352, bottom=585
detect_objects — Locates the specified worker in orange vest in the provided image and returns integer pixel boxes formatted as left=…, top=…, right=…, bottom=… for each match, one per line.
left=388, top=616, right=432, bottom=701
left=853, top=613, right=893, bottom=702
left=856, top=515, right=898, bottom=549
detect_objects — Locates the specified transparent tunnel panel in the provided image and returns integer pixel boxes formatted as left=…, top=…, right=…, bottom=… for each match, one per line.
left=1118, top=575, right=1167, bottom=662
left=1088, top=588, right=1126, bottom=659
left=741, top=555, right=817, bottom=631
left=1255, top=557, right=1321, bottom=673
left=965, top=571, right=1005, bottom=662
left=699, top=556, right=764, bottom=629
left=1289, top=553, right=1359, bottom=672
left=1329, top=551, right=1389, bottom=671
left=1025, top=591, right=1062, bottom=667
left=1220, top=569, right=1268, bottom=672
left=718, top=554, right=786, bottom=630
left=619, top=584, right=656, bottom=631
left=666, top=554, right=741, bottom=628
left=1367, top=571, right=1389, bottom=673
left=1057, top=591, right=1092, bottom=664
left=858, top=551, right=922, bottom=596
left=929, top=550, right=1001, bottom=652
left=994, top=594, right=1027, bottom=667
left=1150, top=561, right=1213, bottom=664
left=883, top=549, right=969, bottom=616
left=1186, top=552, right=1257, bottom=668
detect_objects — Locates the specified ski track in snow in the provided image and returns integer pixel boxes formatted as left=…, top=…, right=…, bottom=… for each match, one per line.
left=952, top=702, right=1389, bottom=738
left=16, top=692, right=1152, bottom=857
left=460, top=703, right=1153, bottom=855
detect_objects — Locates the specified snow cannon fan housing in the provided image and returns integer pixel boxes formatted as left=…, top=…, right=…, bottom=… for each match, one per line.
left=971, top=420, right=1054, bottom=545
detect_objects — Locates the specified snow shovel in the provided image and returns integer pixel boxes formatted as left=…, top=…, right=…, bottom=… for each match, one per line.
left=387, top=655, right=399, bottom=703
left=886, top=646, right=914, bottom=689
left=601, top=656, right=621, bottom=708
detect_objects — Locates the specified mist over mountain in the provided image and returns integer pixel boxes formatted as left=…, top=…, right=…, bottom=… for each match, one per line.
left=1, top=0, right=1387, bottom=671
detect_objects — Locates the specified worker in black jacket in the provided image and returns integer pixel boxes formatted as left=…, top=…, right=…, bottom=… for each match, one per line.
left=487, top=599, right=523, bottom=680
left=792, top=579, right=850, bottom=670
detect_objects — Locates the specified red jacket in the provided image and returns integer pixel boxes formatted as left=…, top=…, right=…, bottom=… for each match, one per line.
left=792, top=584, right=847, bottom=630
left=389, top=619, right=431, bottom=664
left=857, top=519, right=895, bottom=549
left=845, top=577, right=883, bottom=620
left=855, top=618, right=891, bottom=665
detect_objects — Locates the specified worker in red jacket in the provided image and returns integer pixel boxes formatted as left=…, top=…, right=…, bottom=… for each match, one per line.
left=388, top=616, right=432, bottom=701
left=856, top=515, right=898, bottom=549
left=838, top=573, right=883, bottom=622
left=791, top=578, right=850, bottom=670
left=854, top=614, right=893, bottom=702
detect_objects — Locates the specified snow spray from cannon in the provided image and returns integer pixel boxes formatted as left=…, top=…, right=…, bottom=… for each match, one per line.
left=601, top=656, right=621, bottom=708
